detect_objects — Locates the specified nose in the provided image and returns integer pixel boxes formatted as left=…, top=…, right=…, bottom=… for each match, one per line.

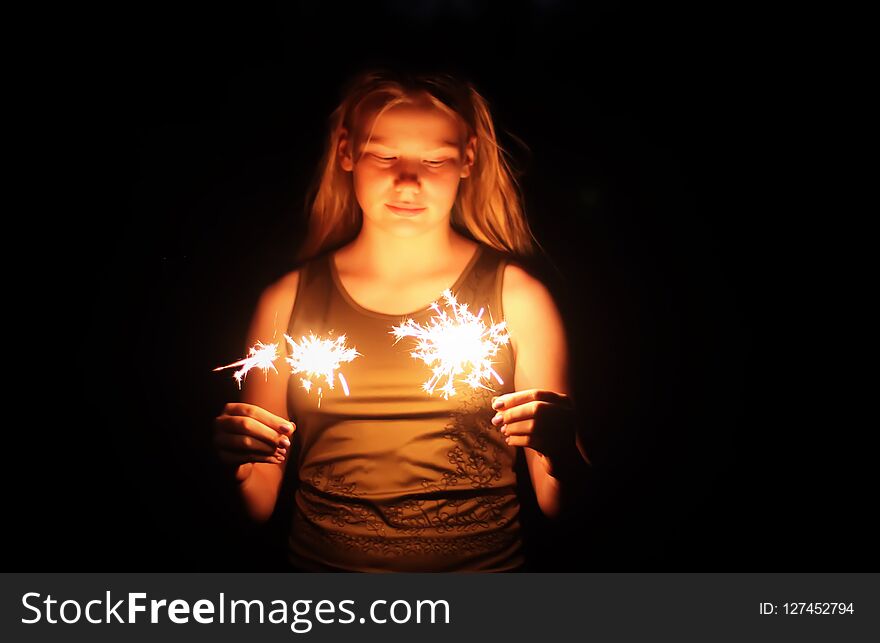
left=394, top=163, right=421, bottom=195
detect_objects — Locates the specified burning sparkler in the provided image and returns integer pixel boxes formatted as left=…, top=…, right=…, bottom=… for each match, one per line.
left=390, top=289, right=510, bottom=399
left=213, top=341, right=279, bottom=389
left=284, top=333, right=361, bottom=407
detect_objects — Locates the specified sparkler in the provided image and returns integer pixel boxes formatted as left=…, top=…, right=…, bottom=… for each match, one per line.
left=390, top=289, right=510, bottom=399
left=212, top=341, right=279, bottom=389
left=214, top=333, right=360, bottom=407
left=284, top=333, right=361, bottom=408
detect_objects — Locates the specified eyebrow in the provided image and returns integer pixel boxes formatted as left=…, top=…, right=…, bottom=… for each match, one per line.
left=367, top=136, right=460, bottom=150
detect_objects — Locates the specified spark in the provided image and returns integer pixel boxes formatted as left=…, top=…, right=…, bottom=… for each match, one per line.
left=284, top=333, right=361, bottom=407
left=213, top=341, right=279, bottom=389
left=390, top=289, right=510, bottom=399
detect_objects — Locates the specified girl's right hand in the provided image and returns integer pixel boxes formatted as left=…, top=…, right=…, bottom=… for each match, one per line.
left=213, top=402, right=296, bottom=473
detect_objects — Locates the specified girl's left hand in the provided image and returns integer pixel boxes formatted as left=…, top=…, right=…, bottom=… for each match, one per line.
left=490, top=389, right=576, bottom=463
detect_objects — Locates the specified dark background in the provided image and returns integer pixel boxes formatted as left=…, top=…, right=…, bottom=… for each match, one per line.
left=12, top=2, right=867, bottom=571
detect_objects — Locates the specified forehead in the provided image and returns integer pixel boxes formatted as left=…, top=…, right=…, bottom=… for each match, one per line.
left=364, top=103, right=463, bottom=149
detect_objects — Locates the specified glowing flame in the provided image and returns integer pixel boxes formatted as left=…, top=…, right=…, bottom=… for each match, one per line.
left=213, top=341, right=279, bottom=389
left=284, top=333, right=361, bottom=407
left=390, top=289, right=510, bottom=399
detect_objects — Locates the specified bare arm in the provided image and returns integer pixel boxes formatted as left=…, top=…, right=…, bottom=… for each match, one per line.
left=502, top=264, right=591, bottom=519
left=233, top=270, right=300, bottom=522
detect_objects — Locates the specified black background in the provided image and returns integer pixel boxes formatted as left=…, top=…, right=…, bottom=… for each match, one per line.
left=11, top=2, right=868, bottom=571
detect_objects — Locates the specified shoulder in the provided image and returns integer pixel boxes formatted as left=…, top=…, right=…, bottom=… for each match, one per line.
left=501, top=263, right=556, bottom=318
left=501, top=263, right=566, bottom=355
left=250, top=268, right=301, bottom=333
left=261, top=269, right=301, bottom=307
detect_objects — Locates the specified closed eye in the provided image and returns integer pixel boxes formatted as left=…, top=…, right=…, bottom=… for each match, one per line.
left=370, top=154, right=397, bottom=162
left=423, top=159, right=448, bottom=167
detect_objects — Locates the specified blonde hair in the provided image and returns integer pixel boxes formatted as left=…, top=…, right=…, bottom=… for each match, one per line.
left=297, top=70, right=538, bottom=261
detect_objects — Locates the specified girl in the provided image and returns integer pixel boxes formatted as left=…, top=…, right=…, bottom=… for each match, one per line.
left=213, top=70, right=590, bottom=572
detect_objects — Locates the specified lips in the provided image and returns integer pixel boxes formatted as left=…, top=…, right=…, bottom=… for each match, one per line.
left=386, top=203, right=427, bottom=215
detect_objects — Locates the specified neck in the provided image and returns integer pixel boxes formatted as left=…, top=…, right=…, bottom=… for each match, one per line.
left=347, top=221, right=466, bottom=278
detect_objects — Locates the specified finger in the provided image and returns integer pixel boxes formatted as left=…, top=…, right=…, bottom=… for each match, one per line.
left=492, top=400, right=549, bottom=427
left=218, top=449, right=287, bottom=466
left=500, top=418, right=535, bottom=437
left=492, top=389, right=571, bottom=411
left=225, top=402, right=296, bottom=435
left=223, top=402, right=296, bottom=435
left=503, top=434, right=532, bottom=448
left=216, top=415, right=288, bottom=449
left=214, top=431, right=278, bottom=456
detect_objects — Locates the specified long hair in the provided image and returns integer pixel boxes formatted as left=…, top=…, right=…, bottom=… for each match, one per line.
left=297, top=70, right=538, bottom=261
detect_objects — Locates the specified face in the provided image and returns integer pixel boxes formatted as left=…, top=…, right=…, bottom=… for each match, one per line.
left=339, top=101, right=475, bottom=237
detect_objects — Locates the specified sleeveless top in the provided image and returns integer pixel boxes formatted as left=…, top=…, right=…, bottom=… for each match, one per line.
left=284, top=243, right=524, bottom=572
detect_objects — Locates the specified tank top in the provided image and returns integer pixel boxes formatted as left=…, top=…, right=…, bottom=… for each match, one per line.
left=284, top=243, right=525, bottom=572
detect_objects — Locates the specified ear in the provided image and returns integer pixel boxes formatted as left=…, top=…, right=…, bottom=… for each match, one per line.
left=460, top=135, right=476, bottom=178
left=338, top=128, right=354, bottom=172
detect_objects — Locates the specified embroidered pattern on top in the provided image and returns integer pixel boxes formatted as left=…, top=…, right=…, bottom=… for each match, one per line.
left=297, top=386, right=515, bottom=553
